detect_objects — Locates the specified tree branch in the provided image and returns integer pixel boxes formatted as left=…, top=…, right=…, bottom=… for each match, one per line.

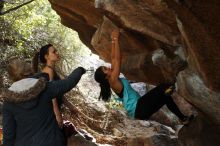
left=0, top=0, right=35, bottom=15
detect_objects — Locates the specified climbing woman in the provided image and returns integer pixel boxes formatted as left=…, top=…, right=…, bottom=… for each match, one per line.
left=94, top=29, right=192, bottom=124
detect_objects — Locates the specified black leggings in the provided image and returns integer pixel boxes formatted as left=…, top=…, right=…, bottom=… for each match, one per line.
left=135, top=83, right=186, bottom=121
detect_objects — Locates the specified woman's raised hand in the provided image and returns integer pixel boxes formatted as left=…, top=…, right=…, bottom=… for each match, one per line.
left=111, top=29, right=120, bottom=41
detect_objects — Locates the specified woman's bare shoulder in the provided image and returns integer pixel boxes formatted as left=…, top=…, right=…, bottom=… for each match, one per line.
left=109, top=77, right=123, bottom=92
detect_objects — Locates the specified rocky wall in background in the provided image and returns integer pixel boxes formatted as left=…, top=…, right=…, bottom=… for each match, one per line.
left=48, top=0, right=220, bottom=145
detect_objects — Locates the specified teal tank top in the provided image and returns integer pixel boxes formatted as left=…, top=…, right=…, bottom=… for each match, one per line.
left=116, top=78, right=141, bottom=119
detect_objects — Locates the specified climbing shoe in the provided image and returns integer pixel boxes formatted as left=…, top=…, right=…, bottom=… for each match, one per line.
left=164, top=85, right=175, bottom=95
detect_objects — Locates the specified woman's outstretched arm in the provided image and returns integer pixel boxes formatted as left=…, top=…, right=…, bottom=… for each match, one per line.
left=109, top=29, right=123, bottom=92
left=110, top=29, right=121, bottom=82
left=46, top=67, right=85, bottom=98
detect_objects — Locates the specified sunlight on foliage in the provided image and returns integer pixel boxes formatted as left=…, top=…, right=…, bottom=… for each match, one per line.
left=1, top=0, right=86, bottom=58
left=0, top=0, right=87, bottom=70
left=106, top=94, right=124, bottom=110
left=0, top=0, right=89, bottom=85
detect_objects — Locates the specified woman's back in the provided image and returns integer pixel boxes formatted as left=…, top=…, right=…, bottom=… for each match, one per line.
left=116, top=78, right=141, bottom=118
left=3, top=66, right=86, bottom=146
left=3, top=79, right=66, bottom=146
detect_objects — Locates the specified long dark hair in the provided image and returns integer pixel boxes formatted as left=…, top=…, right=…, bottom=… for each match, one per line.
left=32, top=44, right=53, bottom=73
left=94, top=66, right=111, bottom=101
left=39, top=44, right=53, bottom=63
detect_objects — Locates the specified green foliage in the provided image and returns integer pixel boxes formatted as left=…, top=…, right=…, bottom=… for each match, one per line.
left=1, top=0, right=84, bottom=58
left=0, top=0, right=87, bottom=85
left=106, top=94, right=124, bottom=110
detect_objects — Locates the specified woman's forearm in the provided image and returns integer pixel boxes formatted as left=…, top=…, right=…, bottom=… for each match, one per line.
left=111, top=30, right=121, bottom=67
left=114, top=37, right=121, bottom=63
left=111, top=39, right=116, bottom=61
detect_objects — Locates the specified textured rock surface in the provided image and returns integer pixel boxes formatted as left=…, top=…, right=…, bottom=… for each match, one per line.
left=63, top=91, right=181, bottom=146
left=48, top=0, right=220, bottom=90
left=115, top=118, right=180, bottom=146
left=48, top=0, right=220, bottom=145
left=178, top=114, right=220, bottom=146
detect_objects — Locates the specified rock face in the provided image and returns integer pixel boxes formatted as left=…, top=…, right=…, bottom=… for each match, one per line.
left=64, top=91, right=181, bottom=146
left=115, top=118, right=180, bottom=146
left=178, top=114, right=220, bottom=146
left=48, top=0, right=220, bottom=145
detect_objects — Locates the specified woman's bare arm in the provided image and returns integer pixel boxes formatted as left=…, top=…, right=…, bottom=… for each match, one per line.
left=109, top=30, right=123, bottom=92
left=110, top=30, right=121, bottom=82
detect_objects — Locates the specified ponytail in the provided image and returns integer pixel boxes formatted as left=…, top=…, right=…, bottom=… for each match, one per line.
left=99, top=79, right=111, bottom=101
left=32, top=51, right=39, bottom=73
left=94, top=66, right=111, bottom=101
